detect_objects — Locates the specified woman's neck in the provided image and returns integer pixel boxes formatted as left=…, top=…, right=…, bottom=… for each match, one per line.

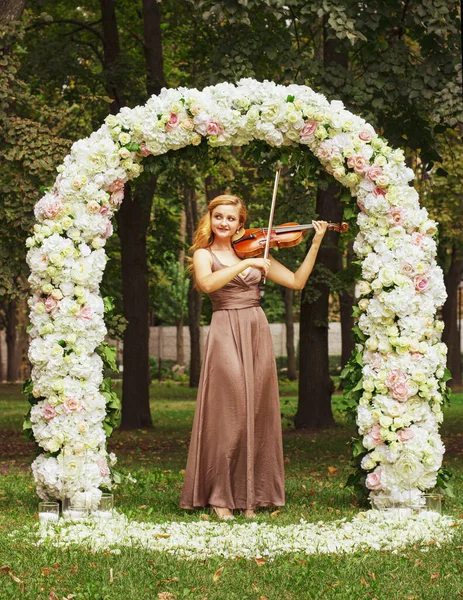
left=210, top=242, right=233, bottom=252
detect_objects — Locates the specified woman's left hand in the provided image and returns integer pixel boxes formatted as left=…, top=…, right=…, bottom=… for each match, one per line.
left=312, top=220, right=328, bottom=242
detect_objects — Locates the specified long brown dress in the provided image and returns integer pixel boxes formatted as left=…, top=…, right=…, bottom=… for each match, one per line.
left=179, top=250, right=285, bottom=510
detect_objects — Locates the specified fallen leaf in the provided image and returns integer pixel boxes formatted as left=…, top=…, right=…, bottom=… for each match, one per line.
left=70, top=565, right=78, bottom=574
left=41, top=567, right=51, bottom=576
left=200, top=514, right=210, bottom=521
left=255, top=558, right=266, bottom=567
left=51, top=563, right=60, bottom=570
left=431, top=572, right=439, bottom=580
left=295, top=558, right=307, bottom=564
left=164, top=577, right=179, bottom=583
left=157, top=593, right=175, bottom=600
left=213, top=567, right=223, bottom=582
left=414, top=560, right=423, bottom=567
left=360, top=577, right=370, bottom=588
left=109, top=568, right=114, bottom=583
left=258, top=596, right=269, bottom=600
left=154, top=534, right=171, bottom=539
left=270, top=510, right=280, bottom=517
left=138, top=505, right=148, bottom=509
left=48, top=593, right=59, bottom=600
left=327, top=466, right=338, bottom=475
left=369, top=572, right=376, bottom=581
left=252, top=583, right=259, bottom=591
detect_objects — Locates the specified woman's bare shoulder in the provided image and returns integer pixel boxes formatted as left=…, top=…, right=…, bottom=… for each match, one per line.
left=193, top=248, right=212, bottom=265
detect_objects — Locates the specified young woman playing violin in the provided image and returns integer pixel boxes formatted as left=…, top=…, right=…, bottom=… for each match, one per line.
left=179, top=194, right=328, bottom=520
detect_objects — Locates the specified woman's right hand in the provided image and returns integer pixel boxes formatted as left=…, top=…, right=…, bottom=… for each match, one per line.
left=245, top=257, right=271, bottom=276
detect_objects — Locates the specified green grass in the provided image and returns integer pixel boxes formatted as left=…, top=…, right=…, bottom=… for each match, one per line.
left=1, top=382, right=463, bottom=599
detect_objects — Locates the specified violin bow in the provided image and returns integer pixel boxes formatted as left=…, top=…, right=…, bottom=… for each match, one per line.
left=262, top=167, right=281, bottom=284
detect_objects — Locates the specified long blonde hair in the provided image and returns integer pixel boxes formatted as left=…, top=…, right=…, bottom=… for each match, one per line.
left=187, top=194, right=247, bottom=275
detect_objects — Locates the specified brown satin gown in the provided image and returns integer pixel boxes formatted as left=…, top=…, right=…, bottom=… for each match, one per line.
left=179, top=250, right=285, bottom=510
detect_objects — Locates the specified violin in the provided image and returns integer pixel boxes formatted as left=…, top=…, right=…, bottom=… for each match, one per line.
left=232, top=222, right=349, bottom=259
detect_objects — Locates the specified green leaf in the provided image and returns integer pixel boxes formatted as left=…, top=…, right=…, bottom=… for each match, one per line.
left=125, top=142, right=141, bottom=152
left=96, top=342, right=118, bottom=373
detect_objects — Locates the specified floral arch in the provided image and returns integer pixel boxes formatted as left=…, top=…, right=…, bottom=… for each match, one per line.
left=24, top=79, right=448, bottom=510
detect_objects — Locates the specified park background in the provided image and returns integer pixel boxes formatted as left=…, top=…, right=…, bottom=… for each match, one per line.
left=0, top=0, right=462, bottom=598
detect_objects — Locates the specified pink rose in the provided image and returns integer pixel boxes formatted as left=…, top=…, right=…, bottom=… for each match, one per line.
left=414, top=275, right=430, bottom=294
left=63, top=396, right=82, bottom=413
left=357, top=199, right=365, bottom=212
left=77, top=305, right=95, bottom=321
left=102, top=222, right=113, bottom=239
left=37, top=197, right=62, bottom=219
left=42, top=404, right=57, bottom=421
left=366, top=467, right=383, bottom=491
left=358, top=129, right=372, bottom=142
left=206, top=119, right=224, bottom=136
left=388, top=207, right=404, bottom=226
left=107, top=179, right=125, bottom=193
left=397, top=428, right=415, bottom=443
left=411, top=351, right=424, bottom=362
left=166, top=113, right=180, bottom=131
left=98, top=457, right=110, bottom=477
left=401, top=262, right=415, bottom=277
left=386, top=369, right=407, bottom=388
left=411, top=232, right=425, bottom=248
left=367, top=164, right=383, bottom=182
left=373, top=186, right=386, bottom=197
left=391, top=381, right=410, bottom=402
left=300, top=120, right=318, bottom=137
left=110, top=189, right=124, bottom=206
left=140, top=144, right=151, bottom=157
left=347, top=155, right=369, bottom=174
left=368, top=424, right=384, bottom=446
left=100, top=205, right=110, bottom=216
left=44, top=297, right=59, bottom=315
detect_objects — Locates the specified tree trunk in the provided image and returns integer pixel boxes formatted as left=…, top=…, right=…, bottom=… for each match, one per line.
left=295, top=18, right=347, bottom=429
left=205, top=175, right=224, bottom=201
left=176, top=209, right=186, bottom=366
left=6, top=299, right=19, bottom=381
left=100, top=0, right=165, bottom=428
left=0, top=0, right=27, bottom=24
left=185, top=187, right=202, bottom=387
left=100, top=0, right=125, bottom=113
left=17, top=297, right=30, bottom=380
left=116, top=182, right=155, bottom=428
left=0, top=327, right=4, bottom=382
left=442, top=248, right=463, bottom=388
left=284, top=287, right=297, bottom=380
left=296, top=177, right=344, bottom=429
left=340, top=242, right=355, bottom=369
left=142, top=0, right=166, bottom=96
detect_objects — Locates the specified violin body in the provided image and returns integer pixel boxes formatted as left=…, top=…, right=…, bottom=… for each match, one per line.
left=232, top=221, right=348, bottom=259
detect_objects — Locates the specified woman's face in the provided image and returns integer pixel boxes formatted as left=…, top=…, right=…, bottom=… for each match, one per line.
left=211, top=205, right=241, bottom=240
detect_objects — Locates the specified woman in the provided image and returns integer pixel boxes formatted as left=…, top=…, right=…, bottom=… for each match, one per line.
left=179, top=194, right=327, bottom=519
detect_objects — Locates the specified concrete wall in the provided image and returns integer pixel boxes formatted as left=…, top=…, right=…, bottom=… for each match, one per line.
left=148, top=322, right=343, bottom=363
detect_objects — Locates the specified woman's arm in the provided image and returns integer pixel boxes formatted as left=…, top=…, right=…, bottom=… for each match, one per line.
left=266, top=221, right=328, bottom=290
left=193, top=249, right=270, bottom=293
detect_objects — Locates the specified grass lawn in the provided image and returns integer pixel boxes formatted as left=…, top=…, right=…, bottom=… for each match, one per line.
left=1, top=382, right=463, bottom=599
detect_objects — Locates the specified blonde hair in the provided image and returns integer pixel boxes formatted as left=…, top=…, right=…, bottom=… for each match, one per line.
left=187, top=194, right=247, bottom=276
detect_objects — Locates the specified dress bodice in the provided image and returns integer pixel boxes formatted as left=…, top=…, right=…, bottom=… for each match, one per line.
left=208, top=251, right=262, bottom=311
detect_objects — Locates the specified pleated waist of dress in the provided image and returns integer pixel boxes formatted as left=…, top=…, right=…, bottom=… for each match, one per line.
left=210, top=292, right=261, bottom=312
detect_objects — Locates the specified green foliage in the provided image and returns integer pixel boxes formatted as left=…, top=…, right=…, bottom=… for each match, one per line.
left=0, top=20, right=72, bottom=299
left=96, top=342, right=118, bottom=373
left=102, top=296, right=127, bottom=341
left=100, top=377, right=121, bottom=437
